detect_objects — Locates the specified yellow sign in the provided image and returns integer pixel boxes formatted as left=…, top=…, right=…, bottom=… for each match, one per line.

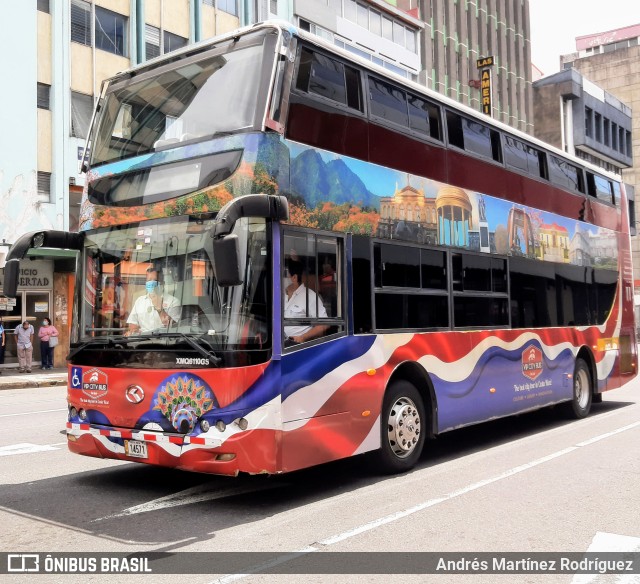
left=481, top=69, right=492, bottom=115
left=476, top=56, right=494, bottom=68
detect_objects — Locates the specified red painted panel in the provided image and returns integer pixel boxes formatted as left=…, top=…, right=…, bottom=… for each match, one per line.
left=369, top=123, right=448, bottom=183
left=286, top=100, right=368, bottom=161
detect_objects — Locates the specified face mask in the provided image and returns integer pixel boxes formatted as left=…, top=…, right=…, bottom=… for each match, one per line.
left=42, top=321, right=48, bottom=326
left=146, top=280, right=159, bottom=294
left=283, top=277, right=292, bottom=290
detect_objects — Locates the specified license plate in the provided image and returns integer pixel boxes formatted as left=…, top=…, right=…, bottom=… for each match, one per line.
left=124, top=440, right=148, bottom=459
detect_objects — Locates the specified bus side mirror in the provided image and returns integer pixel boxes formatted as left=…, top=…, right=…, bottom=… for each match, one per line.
left=3, top=259, right=19, bottom=298
left=212, top=234, right=243, bottom=287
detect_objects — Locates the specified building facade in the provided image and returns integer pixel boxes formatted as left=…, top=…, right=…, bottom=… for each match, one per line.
left=0, top=0, right=243, bottom=369
left=558, top=24, right=640, bottom=318
left=532, top=68, right=633, bottom=174
left=288, top=0, right=534, bottom=131
left=421, top=0, right=533, bottom=133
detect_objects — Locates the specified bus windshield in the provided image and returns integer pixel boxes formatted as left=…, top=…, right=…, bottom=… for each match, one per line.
left=79, top=216, right=271, bottom=351
left=90, top=33, right=269, bottom=167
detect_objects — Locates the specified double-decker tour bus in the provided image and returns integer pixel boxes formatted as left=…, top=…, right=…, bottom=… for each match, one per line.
left=4, top=21, right=636, bottom=476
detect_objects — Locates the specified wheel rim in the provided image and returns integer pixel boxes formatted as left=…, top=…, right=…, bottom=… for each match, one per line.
left=575, top=367, right=590, bottom=410
left=386, top=396, right=421, bottom=459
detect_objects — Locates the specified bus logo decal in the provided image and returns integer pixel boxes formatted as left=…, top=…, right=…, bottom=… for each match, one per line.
left=521, top=345, right=543, bottom=380
left=125, top=385, right=145, bottom=404
left=82, top=368, right=108, bottom=399
left=154, top=375, right=216, bottom=433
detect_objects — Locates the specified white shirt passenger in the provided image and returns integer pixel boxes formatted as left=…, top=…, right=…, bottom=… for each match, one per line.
left=127, top=293, right=181, bottom=333
left=284, top=283, right=327, bottom=338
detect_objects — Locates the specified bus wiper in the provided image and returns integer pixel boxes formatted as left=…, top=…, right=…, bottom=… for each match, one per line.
left=67, top=338, right=117, bottom=360
left=154, top=332, right=222, bottom=366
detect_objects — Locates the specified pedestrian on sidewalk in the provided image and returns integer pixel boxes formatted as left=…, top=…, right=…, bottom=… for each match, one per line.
left=0, top=318, right=5, bottom=375
left=15, top=320, right=34, bottom=373
left=38, top=317, right=58, bottom=370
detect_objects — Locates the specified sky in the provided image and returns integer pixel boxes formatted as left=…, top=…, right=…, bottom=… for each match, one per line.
left=528, top=0, right=640, bottom=76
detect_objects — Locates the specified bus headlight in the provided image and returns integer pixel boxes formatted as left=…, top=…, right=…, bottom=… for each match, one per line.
left=235, top=418, right=249, bottom=431
left=200, top=420, right=210, bottom=433
left=78, top=409, right=87, bottom=420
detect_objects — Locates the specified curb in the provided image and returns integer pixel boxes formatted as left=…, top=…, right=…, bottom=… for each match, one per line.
left=0, top=374, right=68, bottom=391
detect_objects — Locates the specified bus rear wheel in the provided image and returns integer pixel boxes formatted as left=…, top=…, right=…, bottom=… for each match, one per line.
left=563, top=358, right=592, bottom=419
left=376, top=380, right=426, bottom=473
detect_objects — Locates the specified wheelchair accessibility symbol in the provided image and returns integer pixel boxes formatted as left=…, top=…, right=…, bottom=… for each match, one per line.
left=70, top=367, right=82, bottom=389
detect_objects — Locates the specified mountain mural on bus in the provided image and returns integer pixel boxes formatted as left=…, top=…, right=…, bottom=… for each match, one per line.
left=80, top=133, right=618, bottom=270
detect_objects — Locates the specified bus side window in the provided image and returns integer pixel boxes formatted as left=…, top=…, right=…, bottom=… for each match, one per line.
left=283, top=231, right=344, bottom=345
left=296, top=47, right=362, bottom=112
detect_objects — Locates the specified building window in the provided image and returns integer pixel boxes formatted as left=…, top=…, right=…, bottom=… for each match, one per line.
left=71, top=92, right=94, bottom=139
left=145, top=24, right=160, bottom=60
left=37, top=171, right=52, bottom=201
left=270, top=0, right=277, bottom=14
left=37, top=0, right=50, bottom=13
left=71, top=0, right=91, bottom=46
left=203, top=0, right=214, bottom=5
left=164, top=31, right=187, bottom=54
left=71, top=1, right=128, bottom=57
left=37, top=83, right=51, bottom=110
left=218, top=0, right=238, bottom=16
left=584, top=107, right=592, bottom=138
left=357, top=3, right=368, bottom=28
left=95, top=6, right=128, bottom=57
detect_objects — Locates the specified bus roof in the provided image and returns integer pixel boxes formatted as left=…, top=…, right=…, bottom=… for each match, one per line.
left=101, top=19, right=622, bottom=184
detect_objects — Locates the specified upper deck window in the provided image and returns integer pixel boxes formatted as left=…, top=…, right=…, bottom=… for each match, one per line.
left=369, top=77, right=408, bottom=127
left=91, top=34, right=269, bottom=166
left=549, top=156, right=584, bottom=193
left=504, top=135, right=544, bottom=178
left=446, top=111, right=502, bottom=163
left=587, top=172, right=615, bottom=205
left=369, top=76, right=442, bottom=141
left=296, top=47, right=362, bottom=111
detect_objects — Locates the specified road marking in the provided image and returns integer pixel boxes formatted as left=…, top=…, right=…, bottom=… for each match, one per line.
left=0, top=443, right=60, bottom=457
left=572, top=532, right=640, bottom=584
left=208, top=420, right=640, bottom=584
left=576, top=421, right=640, bottom=447
left=321, top=446, right=578, bottom=545
left=0, top=408, right=66, bottom=418
left=93, top=481, right=288, bottom=522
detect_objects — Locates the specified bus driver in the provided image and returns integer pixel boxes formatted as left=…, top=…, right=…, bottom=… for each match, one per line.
left=126, top=267, right=181, bottom=335
left=284, top=259, right=328, bottom=345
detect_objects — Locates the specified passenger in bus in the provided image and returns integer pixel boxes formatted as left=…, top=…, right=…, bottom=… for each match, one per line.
left=126, top=267, right=181, bottom=335
left=284, top=259, right=328, bottom=345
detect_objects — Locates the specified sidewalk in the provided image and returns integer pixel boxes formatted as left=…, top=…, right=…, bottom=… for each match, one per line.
left=0, top=367, right=68, bottom=390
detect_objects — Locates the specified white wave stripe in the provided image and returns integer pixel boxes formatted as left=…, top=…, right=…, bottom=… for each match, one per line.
left=281, top=334, right=412, bottom=427
left=352, top=414, right=382, bottom=454
left=418, top=330, right=617, bottom=384
left=182, top=396, right=282, bottom=451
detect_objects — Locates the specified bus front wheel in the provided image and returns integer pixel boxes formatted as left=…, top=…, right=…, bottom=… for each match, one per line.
left=376, top=380, right=426, bottom=473
left=564, top=358, right=592, bottom=419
